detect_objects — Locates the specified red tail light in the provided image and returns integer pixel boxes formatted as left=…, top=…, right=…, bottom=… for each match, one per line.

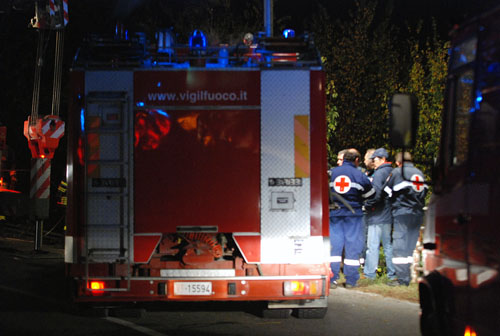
left=284, top=280, right=319, bottom=296
left=88, top=281, right=105, bottom=295
left=464, top=325, right=477, bottom=336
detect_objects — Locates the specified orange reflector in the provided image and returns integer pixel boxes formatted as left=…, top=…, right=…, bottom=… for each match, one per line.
left=310, top=281, right=318, bottom=295
left=464, top=325, right=477, bottom=336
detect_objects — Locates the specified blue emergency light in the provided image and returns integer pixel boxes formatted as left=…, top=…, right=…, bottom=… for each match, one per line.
left=283, top=29, right=295, bottom=39
left=189, top=30, right=207, bottom=49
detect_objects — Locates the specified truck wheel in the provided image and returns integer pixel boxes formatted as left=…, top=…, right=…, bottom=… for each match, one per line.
left=419, top=273, right=454, bottom=336
left=261, top=308, right=292, bottom=319
left=420, top=280, right=441, bottom=336
left=294, top=307, right=328, bottom=319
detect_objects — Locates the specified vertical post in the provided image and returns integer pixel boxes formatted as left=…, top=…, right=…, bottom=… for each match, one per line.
left=34, top=220, right=44, bottom=251
left=264, top=0, right=273, bottom=37
left=30, top=158, right=51, bottom=251
left=0, top=126, right=5, bottom=178
left=51, top=30, right=64, bottom=116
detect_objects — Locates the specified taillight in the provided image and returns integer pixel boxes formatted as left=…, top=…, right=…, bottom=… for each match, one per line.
left=464, top=325, right=477, bottom=336
left=88, top=280, right=105, bottom=295
left=283, top=280, right=319, bottom=296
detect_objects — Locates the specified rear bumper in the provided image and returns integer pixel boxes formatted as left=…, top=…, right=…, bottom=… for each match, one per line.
left=71, top=275, right=329, bottom=307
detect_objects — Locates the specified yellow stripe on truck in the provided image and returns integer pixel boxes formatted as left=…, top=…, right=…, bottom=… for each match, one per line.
left=294, top=115, right=310, bottom=178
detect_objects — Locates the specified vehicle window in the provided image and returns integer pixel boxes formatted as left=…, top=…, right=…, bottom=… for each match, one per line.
left=450, top=38, right=477, bottom=70
left=476, top=18, right=500, bottom=152
left=453, top=70, right=474, bottom=166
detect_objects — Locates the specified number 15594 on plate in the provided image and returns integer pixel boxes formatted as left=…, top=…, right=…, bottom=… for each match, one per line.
left=174, top=282, right=213, bottom=295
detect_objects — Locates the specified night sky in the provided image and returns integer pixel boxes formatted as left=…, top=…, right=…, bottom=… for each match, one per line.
left=0, top=0, right=498, bottom=187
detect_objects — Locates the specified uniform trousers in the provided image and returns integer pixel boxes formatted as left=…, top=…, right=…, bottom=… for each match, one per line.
left=391, top=214, right=423, bottom=285
left=329, top=215, right=364, bottom=286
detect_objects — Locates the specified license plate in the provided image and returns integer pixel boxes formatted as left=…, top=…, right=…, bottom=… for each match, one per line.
left=174, top=282, right=213, bottom=295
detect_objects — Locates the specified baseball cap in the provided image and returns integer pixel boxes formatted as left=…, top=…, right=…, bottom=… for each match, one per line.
left=370, top=148, right=389, bottom=159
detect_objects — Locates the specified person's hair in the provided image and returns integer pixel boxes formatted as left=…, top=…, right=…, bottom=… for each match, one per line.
left=395, top=151, right=412, bottom=163
left=343, top=148, right=361, bottom=162
left=365, top=148, right=375, bottom=157
left=338, top=149, right=347, bottom=156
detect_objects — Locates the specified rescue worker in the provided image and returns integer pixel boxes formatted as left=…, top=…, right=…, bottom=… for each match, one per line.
left=384, top=152, right=428, bottom=286
left=360, top=148, right=376, bottom=267
left=363, top=148, right=396, bottom=281
left=337, top=149, right=347, bottom=166
left=329, top=148, right=374, bottom=288
left=363, top=149, right=376, bottom=177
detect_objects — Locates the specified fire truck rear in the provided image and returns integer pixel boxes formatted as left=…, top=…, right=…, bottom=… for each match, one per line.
left=64, top=29, right=330, bottom=318
left=390, top=5, right=500, bottom=335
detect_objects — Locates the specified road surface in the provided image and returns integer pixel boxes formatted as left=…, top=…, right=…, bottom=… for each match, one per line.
left=0, top=237, right=420, bottom=336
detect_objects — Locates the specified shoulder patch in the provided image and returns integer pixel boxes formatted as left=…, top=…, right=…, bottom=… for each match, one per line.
left=411, top=174, right=425, bottom=192
left=333, top=175, right=351, bottom=194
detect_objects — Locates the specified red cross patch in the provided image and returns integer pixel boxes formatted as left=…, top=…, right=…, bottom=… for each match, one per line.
left=333, top=175, right=351, bottom=194
left=411, top=174, right=424, bottom=192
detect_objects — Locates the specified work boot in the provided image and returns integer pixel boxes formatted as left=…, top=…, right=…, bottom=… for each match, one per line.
left=357, top=278, right=375, bottom=287
left=386, top=279, right=409, bottom=287
left=330, top=281, right=338, bottom=289
left=386, top=279, right=399, bottom=287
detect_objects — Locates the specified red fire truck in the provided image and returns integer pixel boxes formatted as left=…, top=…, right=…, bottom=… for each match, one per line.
left=64, top=30, right=330, bottom=318
left=390, top=5, right=500, bottom=336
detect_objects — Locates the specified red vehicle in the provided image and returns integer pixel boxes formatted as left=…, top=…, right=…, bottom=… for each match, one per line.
left=64, top=30, right=330, bottom=318
left=390, top=5, right=500, bottom=336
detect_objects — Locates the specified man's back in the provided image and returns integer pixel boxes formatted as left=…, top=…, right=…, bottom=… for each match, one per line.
left=365, top=162, right=393, bottom=224
left=386, top=162, right=428, bottom=216
left=330, top=160, right=373, bottom=217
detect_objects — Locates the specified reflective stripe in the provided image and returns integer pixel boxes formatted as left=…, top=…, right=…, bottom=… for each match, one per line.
left=362, top=188, right=375, bottom=198
left=407, top=256, right=414, bottom=263
left=394, top=180, right=428, bottom=192
left=329, top=256, right=342, bottom=263
left=344, top=258, right=360, bottom=266
left=384, top=186, right=392, bottom=197
left=351, top=182, right=363, bottom=191
left=359, top=258, right=365, bottom=264
left=392, top=257, right=409, bottom=265
left=393, top=181, right=414, bottom=192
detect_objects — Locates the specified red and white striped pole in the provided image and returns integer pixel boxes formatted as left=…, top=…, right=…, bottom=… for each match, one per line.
left=30, top=158, right=51, bottom=250
left=49, top=0, right=69, bottom=28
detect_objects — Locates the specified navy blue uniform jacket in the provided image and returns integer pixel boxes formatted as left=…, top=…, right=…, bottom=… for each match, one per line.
left=364, top=162, right=393, bottom=224
left=384, top=162, right=428, bottom=216
left=330, top=161, right=375, bottom=217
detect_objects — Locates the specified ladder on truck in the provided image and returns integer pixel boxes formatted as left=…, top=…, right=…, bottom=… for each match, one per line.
left=84, top=91, right=133, bottom=292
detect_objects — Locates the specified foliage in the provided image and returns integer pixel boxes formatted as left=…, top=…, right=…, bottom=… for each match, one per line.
left=128, top=0, right=263, bottom=45
left=404, top=22, right=449, bottom=180
left=308, top=7, right=338, bottom=165
left=338, top=271, right=419, bottom=302
left=310, top=1, right=448, bottom=170
left=312, top=1, right=401, bottom=166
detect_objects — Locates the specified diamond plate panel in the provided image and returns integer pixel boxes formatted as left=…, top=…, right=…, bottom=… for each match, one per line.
left=83, top=74, right=133, bottom=263
left=99, top=134, right=121, bottom=160
left=260, top=235, right=326, bottom=264
left=87, top=227, right=120, bottom=249
left=86, top=71, right=133, bottom=93
left=98, top=164, right=122, bottom=178
left=87, top=196, right=121, bottom=225
left=260, top=70, right=311, bottom=263
left=87, top=195, right=127, bottom=262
